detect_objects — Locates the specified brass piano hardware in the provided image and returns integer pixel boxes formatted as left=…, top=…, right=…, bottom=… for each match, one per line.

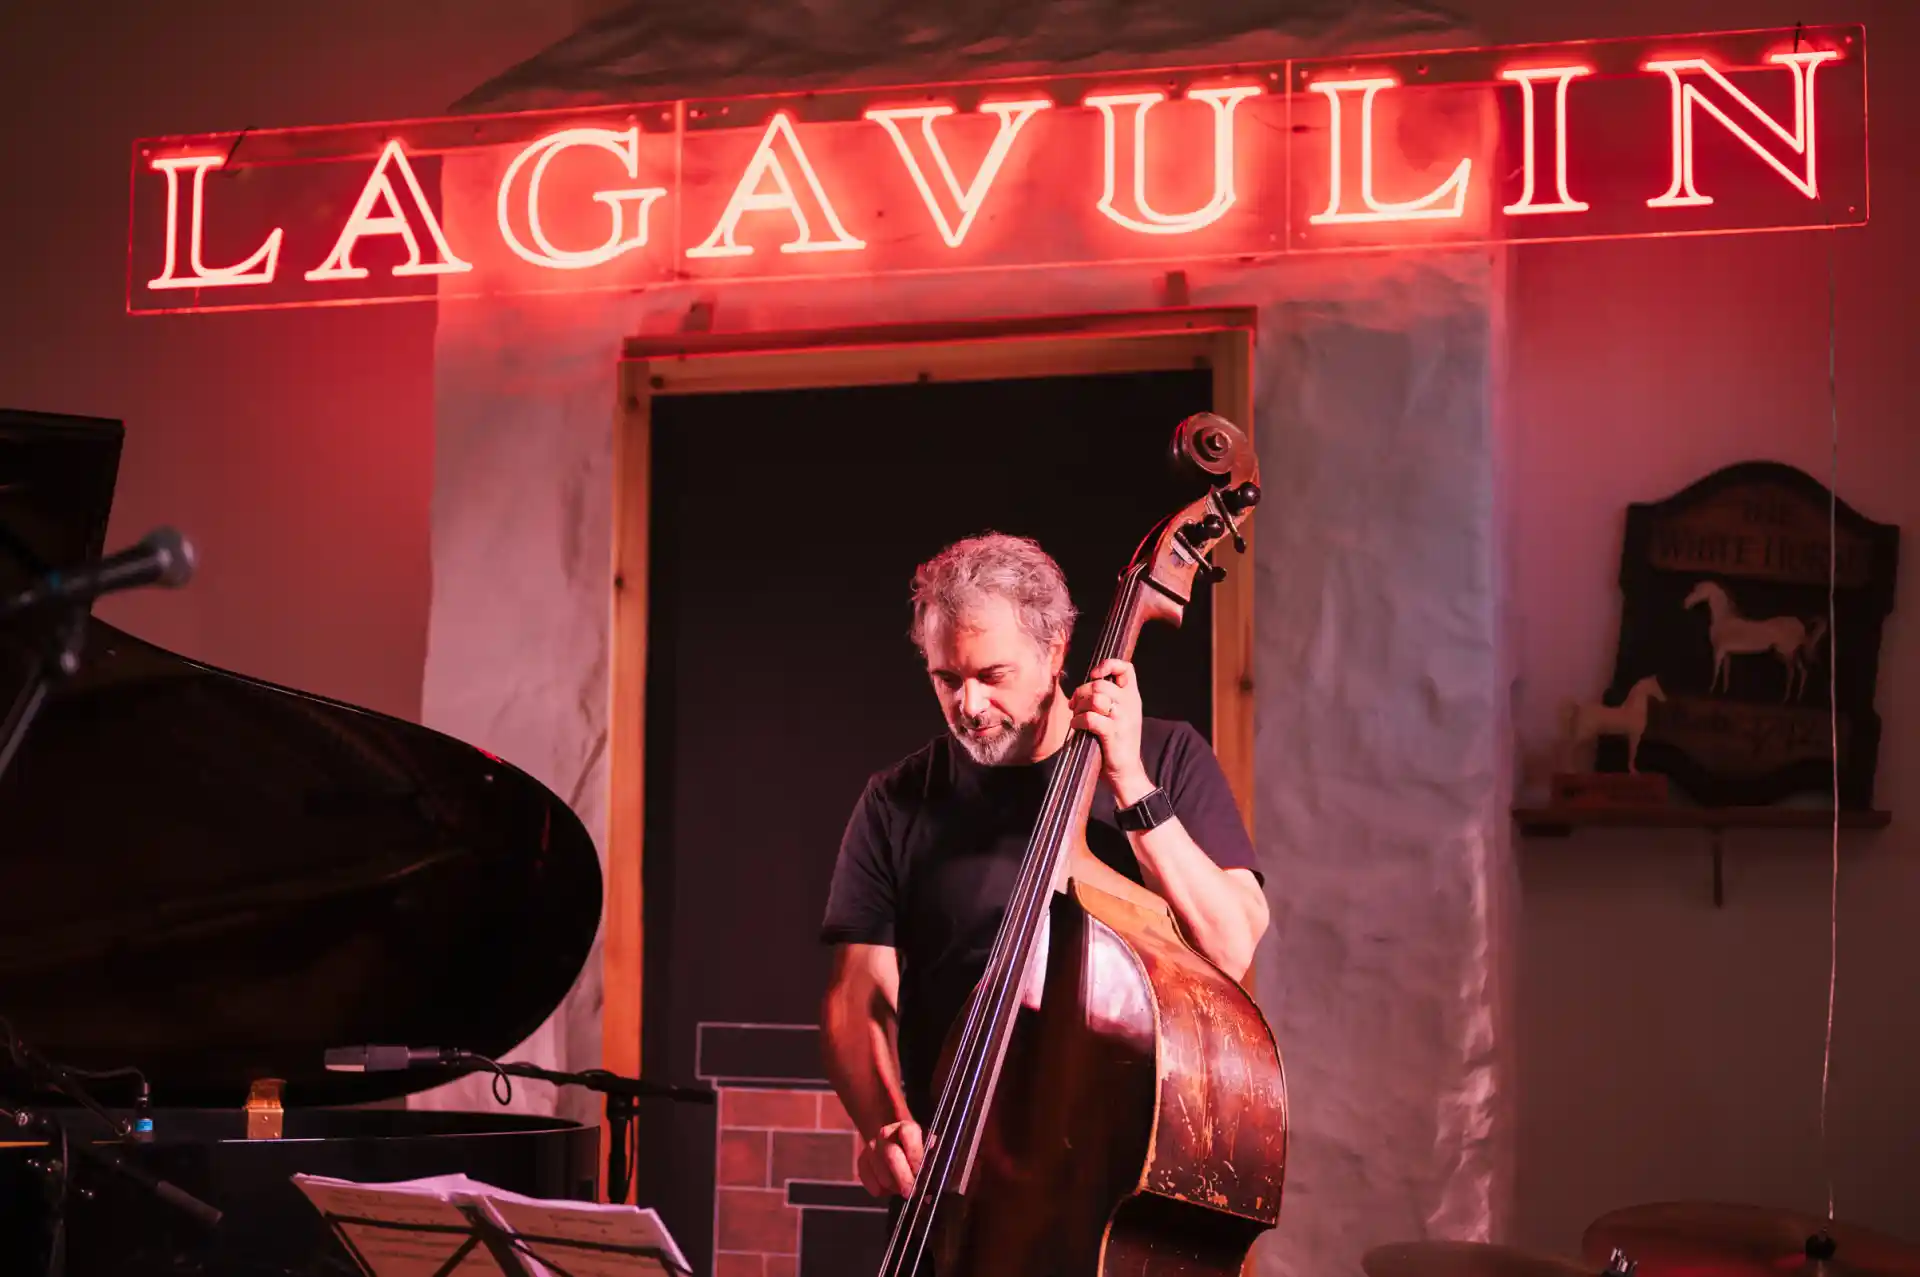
left=245, top=1078, right=285, bottom=1140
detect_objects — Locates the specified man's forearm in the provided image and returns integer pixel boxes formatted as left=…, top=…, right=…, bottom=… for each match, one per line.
left=821, top=995, right=913, bottom=1140
left=1110, top=771, right=1266, bottom=978
left=1128, top=822, right=1266, bottom=979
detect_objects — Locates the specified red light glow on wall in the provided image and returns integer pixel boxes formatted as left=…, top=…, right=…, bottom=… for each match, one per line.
left=126, top=23, right=1867, bottom=315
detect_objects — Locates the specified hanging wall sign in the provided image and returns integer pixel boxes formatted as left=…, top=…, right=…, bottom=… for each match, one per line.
left=1599, top=462, right=1899, bottom=809
left=126, top=23, right=1867, bottom=314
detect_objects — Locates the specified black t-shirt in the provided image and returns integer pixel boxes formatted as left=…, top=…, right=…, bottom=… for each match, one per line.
left=819, top=717, right=1259, bottom=1123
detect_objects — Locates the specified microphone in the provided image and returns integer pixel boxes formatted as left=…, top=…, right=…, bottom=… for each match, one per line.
left=1, top=527, right=196, bottom=618
left=323, top=1045, right=477, bottom=1073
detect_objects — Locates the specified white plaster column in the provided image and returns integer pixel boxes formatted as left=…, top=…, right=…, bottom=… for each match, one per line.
left=1247, top=253, right=1514, bottom=1276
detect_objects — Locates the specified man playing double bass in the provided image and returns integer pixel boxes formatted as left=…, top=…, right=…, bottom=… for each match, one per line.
left=819, top=532, right=1269, bottom=1202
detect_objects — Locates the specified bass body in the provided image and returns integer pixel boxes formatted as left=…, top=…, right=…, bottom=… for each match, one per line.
left=928, top=869, right=1288, bottom=1277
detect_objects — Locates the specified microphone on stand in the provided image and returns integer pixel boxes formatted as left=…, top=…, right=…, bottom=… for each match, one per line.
left=323, top=1044, right=716, bottom=1207
left=0, top=526, right=196, bottom=619
left=320, top=1044, right=716, bottom=1102
left=323, top=1045, right=477, bottom=1073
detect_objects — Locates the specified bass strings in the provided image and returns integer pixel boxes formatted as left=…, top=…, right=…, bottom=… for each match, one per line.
left=879, top=571, right=1142, bottom=1276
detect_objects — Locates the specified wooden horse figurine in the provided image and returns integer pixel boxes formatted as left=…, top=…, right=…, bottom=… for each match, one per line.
left=1561, top=675, right=1666, bottom=774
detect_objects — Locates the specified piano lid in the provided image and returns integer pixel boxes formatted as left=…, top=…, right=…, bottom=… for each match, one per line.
left=0, top=410, right=603, bottom=1109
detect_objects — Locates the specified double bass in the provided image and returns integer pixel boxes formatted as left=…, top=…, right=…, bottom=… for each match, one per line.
left=879, top=412, right=1289, bottom=1277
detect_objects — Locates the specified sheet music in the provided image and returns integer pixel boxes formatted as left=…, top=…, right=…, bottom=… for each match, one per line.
left=291, top=1175, right=515, bottom=1277
left=290, top=1172, right=690, bottom=1277
left=483, top=1195, right=686, bottom=1277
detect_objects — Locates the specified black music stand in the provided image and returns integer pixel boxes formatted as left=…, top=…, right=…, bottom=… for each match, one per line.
left=317, top=1201, right=687, bottom=1277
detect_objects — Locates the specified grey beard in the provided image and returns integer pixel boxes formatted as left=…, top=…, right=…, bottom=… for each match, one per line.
left=953, top=684, right=1054, bottom=766
left=955, top=717, right=1020, bottom=765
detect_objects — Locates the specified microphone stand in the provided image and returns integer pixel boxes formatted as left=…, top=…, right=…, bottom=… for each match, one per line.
left=0, top=600, right=89, bottom=789
left=0, top=525, right=195, bottom=788
left=2, top=1024, right=222, bottom=1277
left=457, top=1059, right=714, bottom=1206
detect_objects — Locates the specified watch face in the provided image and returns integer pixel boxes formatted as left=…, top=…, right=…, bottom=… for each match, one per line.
left=1120, top=788, right=1170, bottom=830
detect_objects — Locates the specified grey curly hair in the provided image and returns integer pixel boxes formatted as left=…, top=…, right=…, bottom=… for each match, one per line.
left=909, top=532, right=1078, bottom=656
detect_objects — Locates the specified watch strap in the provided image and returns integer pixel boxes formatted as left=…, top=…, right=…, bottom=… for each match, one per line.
left=1114, top=785, right=1175, bottom=833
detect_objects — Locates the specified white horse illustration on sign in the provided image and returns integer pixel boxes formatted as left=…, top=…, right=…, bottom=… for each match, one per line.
left=1560, top=675, right=1667, bottom=774
left=1683, top=580, right=1827, bottom=700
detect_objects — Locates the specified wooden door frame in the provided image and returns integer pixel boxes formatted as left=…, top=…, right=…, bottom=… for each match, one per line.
left=602, top=306, right=1258, bottom=1092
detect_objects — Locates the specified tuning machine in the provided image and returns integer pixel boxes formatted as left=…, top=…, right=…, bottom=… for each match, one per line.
left=1179, top=514, right=1226, bottom=547
left=1207, top=481, right=1260, bottom=554
left=1175, top=515, right=1229, bottom=579
left=1221, top=481, right=1260, bottom=516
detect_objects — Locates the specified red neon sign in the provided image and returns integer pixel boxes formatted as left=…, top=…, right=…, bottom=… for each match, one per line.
left=146, top=156, right=283, bottom=290
left=1500, top=67, right=1595, bottom=216
left=304, top=139, right=471, bottom=281
left=496, top=127, right=666, bottom=270
left=866, top=100, right=1054, bottom=247
left=126, top=23, right=1866, bottom=315
left=1643, top=51, right=1839, bottom=207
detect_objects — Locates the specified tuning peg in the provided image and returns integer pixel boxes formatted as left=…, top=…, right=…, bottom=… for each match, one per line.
left=1201, top=559, right=1228, bottom=584
left=1221, top=482, right=1261, bottom=516
left=1178, top=515, right=1226, bottom=552
left=1206, top=487, right=1253, bottom=554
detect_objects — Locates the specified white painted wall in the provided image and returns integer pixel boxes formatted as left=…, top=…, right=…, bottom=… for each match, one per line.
left=1443, top=0, right=1919, bottom=1250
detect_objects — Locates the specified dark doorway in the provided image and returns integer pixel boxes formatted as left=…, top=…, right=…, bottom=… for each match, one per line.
left=637, top=367, right=1218, bottom=1276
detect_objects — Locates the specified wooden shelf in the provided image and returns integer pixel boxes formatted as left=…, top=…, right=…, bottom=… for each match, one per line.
left=1512, top=805, right=1891, bottom=907
left=1513, top=805, right=1891, bottom=837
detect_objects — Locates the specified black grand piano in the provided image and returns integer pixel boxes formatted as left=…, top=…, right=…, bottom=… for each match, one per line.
left=0, top=409, right=607, bottom=1275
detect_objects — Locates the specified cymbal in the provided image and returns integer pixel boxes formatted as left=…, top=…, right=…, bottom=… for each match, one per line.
left=1364, top=1240, right=1602, bottom=1277
left=1583, top=1202, right=1920, bottom=1277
